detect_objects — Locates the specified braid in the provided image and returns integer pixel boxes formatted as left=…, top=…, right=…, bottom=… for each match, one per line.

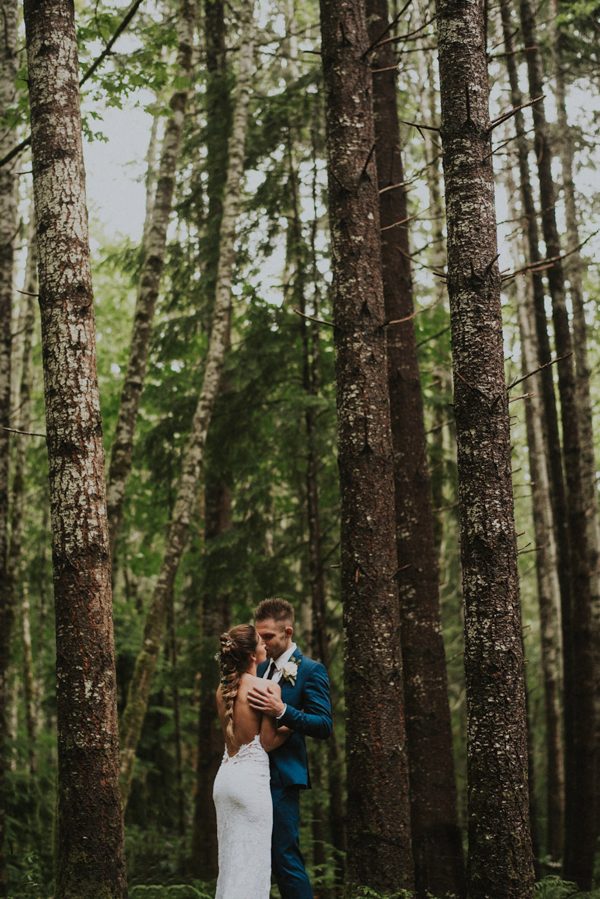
left=218, top=625, right=259, bottom=745
left=220, top=668, right=240, bottom=745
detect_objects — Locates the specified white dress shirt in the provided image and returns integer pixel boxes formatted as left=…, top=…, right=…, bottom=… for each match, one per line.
left=263, top=641, right=297, bottom=684
left=263, top=642, right=297, bottom=719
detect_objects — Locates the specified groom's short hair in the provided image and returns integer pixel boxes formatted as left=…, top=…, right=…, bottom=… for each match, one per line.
left=254, top=597, right=295, bottom=624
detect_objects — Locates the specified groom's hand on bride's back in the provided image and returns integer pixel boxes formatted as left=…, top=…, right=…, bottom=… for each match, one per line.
left=247, top=683, right=285, bottom=718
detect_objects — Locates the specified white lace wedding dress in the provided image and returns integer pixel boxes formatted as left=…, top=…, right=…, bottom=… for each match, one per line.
left=213, top=733, right=272, bottom=898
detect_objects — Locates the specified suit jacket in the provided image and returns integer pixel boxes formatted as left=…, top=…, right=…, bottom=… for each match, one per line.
left=258, top=648, right=332, bottom=788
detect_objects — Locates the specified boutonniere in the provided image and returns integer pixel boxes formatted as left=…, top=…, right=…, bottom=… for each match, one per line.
left=281, top=655, right=301, bottom=686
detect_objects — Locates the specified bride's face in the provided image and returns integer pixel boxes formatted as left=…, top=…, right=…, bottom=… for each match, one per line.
left=255, top=635, right=268, bottom=665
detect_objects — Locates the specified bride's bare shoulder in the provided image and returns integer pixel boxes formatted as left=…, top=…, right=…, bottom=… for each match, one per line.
left=240, top=673, right=266, bottom=690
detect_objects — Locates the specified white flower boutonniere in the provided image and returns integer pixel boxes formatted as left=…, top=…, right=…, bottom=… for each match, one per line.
left=281, top=656, right=301, bottom=686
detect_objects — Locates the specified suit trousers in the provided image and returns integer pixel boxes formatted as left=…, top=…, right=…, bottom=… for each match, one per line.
left=271, top=782, right=313, bottom=899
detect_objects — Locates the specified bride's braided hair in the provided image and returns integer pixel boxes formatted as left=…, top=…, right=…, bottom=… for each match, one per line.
left=218, top=624, right=259, bottom=744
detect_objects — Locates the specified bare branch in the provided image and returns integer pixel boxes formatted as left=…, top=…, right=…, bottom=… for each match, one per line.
left=487, top=95, right=544, bottom=133
left=506, top=353, right=572, bottom=392
left=293, top=307, right=334, bottom=328
left=362, top=0, right=413, bottom=58
left=0, top=425, right=46, bottom=439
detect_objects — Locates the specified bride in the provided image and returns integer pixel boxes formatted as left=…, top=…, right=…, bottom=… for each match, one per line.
left=213, top=624, right=290, bottom=898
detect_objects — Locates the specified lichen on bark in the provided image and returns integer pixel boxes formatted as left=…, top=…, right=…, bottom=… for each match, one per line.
left=23, top=0, right=127, bottom=895
left=435, top=0, right=535, bottom=895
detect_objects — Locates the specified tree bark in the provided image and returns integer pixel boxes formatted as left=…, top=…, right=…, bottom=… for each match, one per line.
left=549, top=0, right=600, bottom=844
left=499, top=1, right=567, bottom=861
left=23, top=1, right=127, bottom=895
left=0, top=0, right=20, bottom=893
left=8, top=234, right=38, bottom=776
left=367, top=3, right=465, bottom=895
left=319, top=1, right=414, bottom=892
left=107, top=0, right=196, bottom=558
left=435, top=1, right=535, bottom=895
left=505, top=171, right=565, bottom=861
left=518, top=0, right=596, bottom=884
left=119, top=0, right=255, bottom=805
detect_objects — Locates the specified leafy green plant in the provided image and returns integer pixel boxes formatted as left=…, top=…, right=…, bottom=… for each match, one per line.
left=534, top=877, right=600, bottom=898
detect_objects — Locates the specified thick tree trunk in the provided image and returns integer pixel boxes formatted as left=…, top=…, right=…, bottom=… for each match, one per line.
left=367, top=3, right=465, bottom=895
left=119, top=1, right=254, bottom=804
left=435, top=2, right=535, bottom=896
left=23, top=1, right=127, bottom=895
left=0, top=2, right=18, bottom=893
left=518, top=0, right=596, bottom=884
left=499, top=2, right=566, bottom=861
left=319, top=1, right=414, bottom=892
left=107, top=0, right=196, bottom=558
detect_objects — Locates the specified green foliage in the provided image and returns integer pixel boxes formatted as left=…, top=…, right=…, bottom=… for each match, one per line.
left=534, top=877, right=600, bottom=897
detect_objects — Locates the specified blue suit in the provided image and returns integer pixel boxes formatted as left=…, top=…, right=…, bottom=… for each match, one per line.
left=258, top=649, right=332, bottom=899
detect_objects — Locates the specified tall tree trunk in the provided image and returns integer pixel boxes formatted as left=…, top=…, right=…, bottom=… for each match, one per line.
left=549, top=0, right=600, bottom=598
left=119, top=1, right=255, bottom=805
left=434, top=2, right=535, bottom=896
left=549, top=0, right=600, bottom=843
left=499, top=2, right=567, bottom=861
left=23, top=1, right=127, bottom=895
left=0, top=1, right=20, bottom=893
left=514, top=247, right=565, bottom=864
left=107, top=0, right=196, bottom=558
left=8, top=235, right=37, bottom=609
left=518, top=0, right=596, bottom=884
left=8, top=235, right=38, bottom=776
left=498, top=0, right=572, bottom=636
left=367, top=3, right=465, bottom=895
left=319, top=1, right=414, bottom=892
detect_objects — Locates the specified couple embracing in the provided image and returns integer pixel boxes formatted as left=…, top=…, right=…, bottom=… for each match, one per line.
left=213, top=598, right=333, bottom=898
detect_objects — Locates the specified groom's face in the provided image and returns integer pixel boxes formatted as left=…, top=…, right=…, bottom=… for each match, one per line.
left=255, top=618, right=293, bottom=660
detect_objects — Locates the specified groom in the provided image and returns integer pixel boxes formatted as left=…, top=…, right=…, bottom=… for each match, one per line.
left=247, top=598, right=333, bottom=899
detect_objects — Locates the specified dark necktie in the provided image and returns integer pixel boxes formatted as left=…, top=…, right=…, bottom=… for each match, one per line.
left=266, top=660, right=276, bottom=680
